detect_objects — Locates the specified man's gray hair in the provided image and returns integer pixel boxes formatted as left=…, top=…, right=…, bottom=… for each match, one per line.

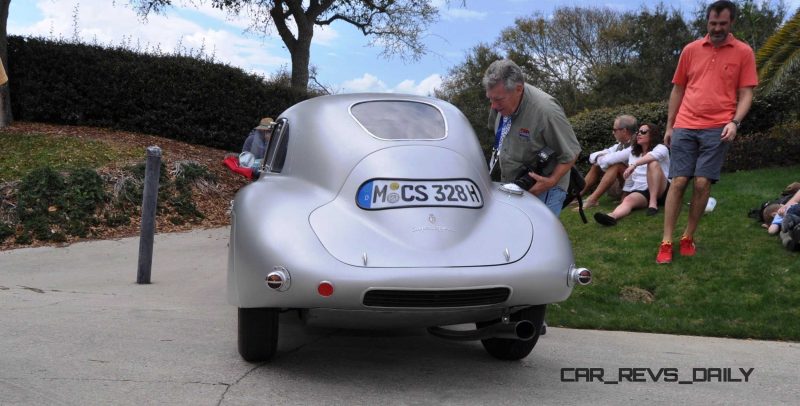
left=482, top=59, right=525, bottom=92
left=616, top=114, right=638, bottom=134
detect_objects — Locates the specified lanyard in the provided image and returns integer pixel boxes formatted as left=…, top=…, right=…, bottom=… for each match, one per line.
left=489, top=115, right=512, bottom=174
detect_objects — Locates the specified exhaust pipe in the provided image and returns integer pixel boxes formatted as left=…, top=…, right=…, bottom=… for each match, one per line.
left=427, top=319, right=536, bottom=341
left=485, top=320, right=536, bottom=340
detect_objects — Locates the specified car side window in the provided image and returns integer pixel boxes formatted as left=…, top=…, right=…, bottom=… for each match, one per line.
left=263, top=118, right=289, bottom=173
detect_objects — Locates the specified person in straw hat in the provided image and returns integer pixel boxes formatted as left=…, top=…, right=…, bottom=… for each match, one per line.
left=242, top=117, right=274, bottom=158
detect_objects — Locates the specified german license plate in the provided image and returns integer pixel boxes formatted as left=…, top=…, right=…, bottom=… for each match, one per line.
left=356, top=179, right=483, bottom=210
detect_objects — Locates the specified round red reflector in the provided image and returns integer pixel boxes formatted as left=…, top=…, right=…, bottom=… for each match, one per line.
left=266, top=274, right=283, bottom=289
left=318, top=281, right=334, bottom=297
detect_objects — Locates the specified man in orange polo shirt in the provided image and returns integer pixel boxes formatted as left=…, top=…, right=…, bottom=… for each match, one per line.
left=656, top=0, right=758, bottom=264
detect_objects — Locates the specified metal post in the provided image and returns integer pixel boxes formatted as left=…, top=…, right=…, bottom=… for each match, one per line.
left=137, top=146, right=161, bottom=284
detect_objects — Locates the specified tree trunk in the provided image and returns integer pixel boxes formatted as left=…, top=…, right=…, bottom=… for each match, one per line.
left=0, top=0, right=12, bottom=128
left=289, top=42, right=311, bottom=94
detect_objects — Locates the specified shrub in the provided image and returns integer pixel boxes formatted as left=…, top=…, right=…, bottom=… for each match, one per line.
left=16, top=167, right=67, bottom=241
left=0, top=222, right=13, bottom=242
left=104, top=160, right=216, bottom=228
left=168, top=161, right=217, bottom=222
left=7, top=36, right=310, bottom=151
left=725, top=122, right=800, bottom=172
left=14, top=166, right=112, bottom=242
left=64, top=168, right=106, bottom=237
left=1, top=159, right=223, bottom=244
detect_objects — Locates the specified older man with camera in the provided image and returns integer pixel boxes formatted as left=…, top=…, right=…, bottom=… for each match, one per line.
left=484, top=59, right=581, bottom=215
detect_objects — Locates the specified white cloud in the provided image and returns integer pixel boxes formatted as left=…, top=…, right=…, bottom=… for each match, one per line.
left=311, top=24, right=340, bottom=46
left=431, top=0, right=487, bottom=21
left=340, top=73, right=442, bottom=96
left=13, top=0, right=289, bottom=75
left=441, top=8, right=487, bottom=21
left=394, top=74, right=443, bottom=96
left=341, top=73, right=389, bottom=93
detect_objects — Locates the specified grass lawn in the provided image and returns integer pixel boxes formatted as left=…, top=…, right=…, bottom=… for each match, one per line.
left=551, top=165, right=800, bottom=341
left=0, top=130, right=140, bottom=182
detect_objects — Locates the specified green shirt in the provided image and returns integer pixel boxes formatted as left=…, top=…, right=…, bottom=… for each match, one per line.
left=488, top=83, right=581, bottom=190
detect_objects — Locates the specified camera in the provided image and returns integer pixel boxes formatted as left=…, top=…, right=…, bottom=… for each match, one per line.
left=513, top=146, right=556, bottom=191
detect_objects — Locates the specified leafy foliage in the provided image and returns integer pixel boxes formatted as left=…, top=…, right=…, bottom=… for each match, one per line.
left=589, top=5, right=693, bottom=108
left=0, top=222, right=12, bottom=243
left=168, top=161, right=217, bottom=223
left=63, top=168, right=106, bottom=237
left=15, top=167, right=68, bottom=243
left=756, top=7, right=800, bottom=102
left=14, top=167, right=107, bottom=241
left=725, top=122, right=800, bottom=171
left=2, top=158, right=220, bottom=244
left=113, top=160, right=216, bottom=227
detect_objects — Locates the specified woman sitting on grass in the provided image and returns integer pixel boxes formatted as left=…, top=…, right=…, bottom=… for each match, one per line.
left=594, top=123, right=670, bottom=227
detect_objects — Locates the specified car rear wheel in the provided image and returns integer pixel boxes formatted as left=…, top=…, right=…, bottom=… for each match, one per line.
left=477, top=305, right=546, bottom=360
left=238, top=307, right=279, bottom=362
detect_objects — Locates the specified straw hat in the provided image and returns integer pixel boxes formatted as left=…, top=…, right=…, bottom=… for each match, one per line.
left=255, top=117, right=274, bottom=130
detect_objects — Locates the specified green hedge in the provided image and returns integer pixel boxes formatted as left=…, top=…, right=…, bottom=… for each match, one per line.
left=726, top=123, right=800, bottom=172
left=569, top=101, right=800, bottom=172
left=7, top=36, right=307, bottom=151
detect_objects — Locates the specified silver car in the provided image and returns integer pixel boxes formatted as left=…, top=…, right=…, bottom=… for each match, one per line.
left=228, top=93, right=591, bottom=362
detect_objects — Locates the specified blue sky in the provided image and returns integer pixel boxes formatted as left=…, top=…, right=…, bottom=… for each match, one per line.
left=8, top=0, right=798, bottom=95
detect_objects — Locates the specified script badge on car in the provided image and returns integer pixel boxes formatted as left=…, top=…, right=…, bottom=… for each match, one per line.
left=356, top=178, right=483, bottom=210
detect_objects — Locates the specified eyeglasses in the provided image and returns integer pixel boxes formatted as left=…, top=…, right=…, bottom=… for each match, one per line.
left=638, top=129, right=650, bottom=135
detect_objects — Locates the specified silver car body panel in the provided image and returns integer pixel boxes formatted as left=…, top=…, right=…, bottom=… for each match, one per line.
left=228, top=93, right=577, bottom=328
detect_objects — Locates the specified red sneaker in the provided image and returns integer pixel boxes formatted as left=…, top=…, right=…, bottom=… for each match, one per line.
left=679, top=236, right=696, bottom=256
left=656, top=242, right=673, bottom=264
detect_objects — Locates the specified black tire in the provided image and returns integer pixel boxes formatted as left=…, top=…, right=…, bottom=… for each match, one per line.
left=238, top=307, right=279, bottom=362
left=477, top=305, right=546, bottom=361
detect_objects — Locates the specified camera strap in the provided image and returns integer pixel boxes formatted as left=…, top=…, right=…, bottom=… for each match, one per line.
left=489, top=149, right=498, bottom=175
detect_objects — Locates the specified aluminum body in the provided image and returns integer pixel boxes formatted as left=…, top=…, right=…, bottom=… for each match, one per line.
left=227, top=93, right=580, bottom=329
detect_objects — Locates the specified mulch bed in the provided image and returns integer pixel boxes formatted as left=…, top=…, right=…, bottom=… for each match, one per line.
left=1, top=122, right=249, bottom=251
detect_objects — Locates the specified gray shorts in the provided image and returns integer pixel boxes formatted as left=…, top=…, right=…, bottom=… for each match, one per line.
left=670, top=127, right=730, bottom=182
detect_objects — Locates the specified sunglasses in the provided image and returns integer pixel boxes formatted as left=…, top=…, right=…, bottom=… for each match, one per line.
left=638, top=129, right=650, bottom=135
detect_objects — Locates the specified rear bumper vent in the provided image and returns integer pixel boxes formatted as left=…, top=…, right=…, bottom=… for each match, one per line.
left=363, top=288, right=510, bottom=308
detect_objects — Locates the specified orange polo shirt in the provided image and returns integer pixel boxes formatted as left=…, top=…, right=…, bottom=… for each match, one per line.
left=673, top=33, right=758, bottom=129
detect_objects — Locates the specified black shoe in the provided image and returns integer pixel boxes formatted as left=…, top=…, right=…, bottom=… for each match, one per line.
left=594, top=212, right=617, bottom=226
left=646, top=207, right=659, bottom=216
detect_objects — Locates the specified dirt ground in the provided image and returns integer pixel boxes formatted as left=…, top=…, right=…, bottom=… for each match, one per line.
left=1, top=122, right=250, bottom=251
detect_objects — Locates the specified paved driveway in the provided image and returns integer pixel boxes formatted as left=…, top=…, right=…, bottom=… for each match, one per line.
left=1, top=228, right=798, bottom=405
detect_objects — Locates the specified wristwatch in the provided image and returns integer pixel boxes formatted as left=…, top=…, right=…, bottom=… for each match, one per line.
left=731, top=119, right=741, bottom=129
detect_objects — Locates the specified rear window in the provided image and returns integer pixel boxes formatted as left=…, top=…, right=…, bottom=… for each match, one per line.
left=350, top=100, right=447, bottom=140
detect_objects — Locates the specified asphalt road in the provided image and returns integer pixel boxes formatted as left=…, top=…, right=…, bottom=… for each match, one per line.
left=1, top=227, right=798, bottom=405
